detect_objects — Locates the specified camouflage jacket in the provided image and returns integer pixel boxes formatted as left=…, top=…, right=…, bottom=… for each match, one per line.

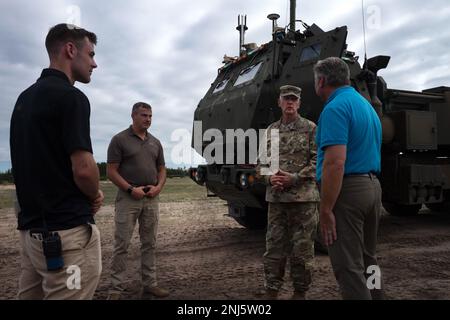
left=258, top=116, right=319, bottom=203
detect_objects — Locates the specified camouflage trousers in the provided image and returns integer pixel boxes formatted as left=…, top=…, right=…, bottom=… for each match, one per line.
left=263, top=202, right=318, bottom=292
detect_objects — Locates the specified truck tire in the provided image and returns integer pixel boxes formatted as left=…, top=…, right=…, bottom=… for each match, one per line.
left=232, top=207, right=267, bottom=230
left=425, top=190, right=450, bottom=212
left=383, top=202, right=421, bottom=216
left=426, top=202, right=450, bottom=213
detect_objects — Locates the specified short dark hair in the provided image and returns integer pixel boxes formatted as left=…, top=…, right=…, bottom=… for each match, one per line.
left=132, top=102, right=152, bottom=113
left=45, top=23, right=97, bottom=57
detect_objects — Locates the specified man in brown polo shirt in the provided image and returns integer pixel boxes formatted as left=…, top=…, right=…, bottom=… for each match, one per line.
left=106, top=101, right=168, bottom=299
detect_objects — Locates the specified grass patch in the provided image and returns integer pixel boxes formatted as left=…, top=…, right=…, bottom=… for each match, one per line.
left=158, top=177, right=208, bottom=202
left=102, top=177, right=207, bottom=204
left=0, top=177, right=207, bottom=209
left=0, top=189, right=15, bottom=209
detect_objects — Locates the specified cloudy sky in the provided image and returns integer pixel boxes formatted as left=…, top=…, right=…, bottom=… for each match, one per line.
left=1, top=0, right=449, bottom=171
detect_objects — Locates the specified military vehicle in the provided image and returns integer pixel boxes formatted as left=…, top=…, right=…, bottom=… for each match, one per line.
left=189, top=0, right=450, bottom=229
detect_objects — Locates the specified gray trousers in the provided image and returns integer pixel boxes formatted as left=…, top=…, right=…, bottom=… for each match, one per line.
left=327, top=174, right=384, bottom=300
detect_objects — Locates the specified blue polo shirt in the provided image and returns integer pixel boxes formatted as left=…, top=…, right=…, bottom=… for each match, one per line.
left=316, top=86, right=382, bottom=182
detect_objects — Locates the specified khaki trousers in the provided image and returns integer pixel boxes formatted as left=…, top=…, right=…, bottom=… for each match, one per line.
left=327, top=175, right=384, bottom=300
left=110, top=190, right=159, bottom=292
left=18, top=224, right=102, bottom=300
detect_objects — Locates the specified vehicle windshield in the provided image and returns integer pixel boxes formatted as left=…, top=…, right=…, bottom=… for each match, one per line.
left=234, top=61, right=263, bottom=86
left=213, top=78, right=230, bottom=94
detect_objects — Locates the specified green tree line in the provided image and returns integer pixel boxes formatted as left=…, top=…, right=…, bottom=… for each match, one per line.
left=0, top=163, right=189, bottom=184
left=0, top=169, right=13, bottom=184
left=96, top=162, right=188, bottom=179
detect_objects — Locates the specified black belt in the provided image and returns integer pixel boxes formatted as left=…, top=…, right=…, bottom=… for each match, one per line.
left=344, top=172, right=377, bottom=179
left=318, top=172, right=378, bottom=188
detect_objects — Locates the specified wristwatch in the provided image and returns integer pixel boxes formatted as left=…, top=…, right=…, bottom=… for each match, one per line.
left=126, top=186, right=134, bottom=194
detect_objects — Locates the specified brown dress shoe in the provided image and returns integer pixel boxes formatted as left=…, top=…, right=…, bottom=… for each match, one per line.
left=107, top=292, right=121, bottom=300
left=143, top=286, right=170, bottom=298
left=291, top=291, right=306, bottom=300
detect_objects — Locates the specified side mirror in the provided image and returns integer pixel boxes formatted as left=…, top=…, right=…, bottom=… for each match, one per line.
left=365, top=55, right=390, bottom=74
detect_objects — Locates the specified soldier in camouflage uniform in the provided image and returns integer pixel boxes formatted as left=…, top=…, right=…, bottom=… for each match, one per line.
left=258, top=85, right=319, bottom=300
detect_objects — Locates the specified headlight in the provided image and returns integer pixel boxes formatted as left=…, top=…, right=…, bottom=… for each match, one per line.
left=239, top=173, right=248, bottom=188
left=238, top=172, right=256, bottom=189
left=190, top=167, right=206, bottom=185
left=195, top=167, right=206, bottom=184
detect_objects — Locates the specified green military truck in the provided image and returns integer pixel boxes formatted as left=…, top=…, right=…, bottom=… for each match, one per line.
left=190, top=1, right=450, bottom=229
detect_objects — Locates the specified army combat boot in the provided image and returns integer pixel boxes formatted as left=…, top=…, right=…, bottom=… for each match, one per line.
left=255, top=288, right=279, bottom=300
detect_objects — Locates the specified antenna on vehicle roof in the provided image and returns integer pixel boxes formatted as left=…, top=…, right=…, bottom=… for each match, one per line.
left=236, top=15, right=248, bottom=57
left=267, top=13, right=280, bottom=33
left=361, top=0, right=368, bottom=68
left=289, top=0, right=296, bottom=32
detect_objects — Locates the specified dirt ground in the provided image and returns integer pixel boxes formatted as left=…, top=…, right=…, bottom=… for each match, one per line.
left=1, top=198, right=450, bottom=300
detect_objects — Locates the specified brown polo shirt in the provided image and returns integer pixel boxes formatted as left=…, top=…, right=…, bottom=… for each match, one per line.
left=107, top=126, right=165, bottom=186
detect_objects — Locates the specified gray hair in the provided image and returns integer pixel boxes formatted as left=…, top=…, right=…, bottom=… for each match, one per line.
left=313, top=57, right=350, bottom=87
left=132, top=102, right=152, bottom=113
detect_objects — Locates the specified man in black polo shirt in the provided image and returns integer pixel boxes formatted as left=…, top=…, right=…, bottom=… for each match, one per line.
left=10, top=23, right=103, bottom=299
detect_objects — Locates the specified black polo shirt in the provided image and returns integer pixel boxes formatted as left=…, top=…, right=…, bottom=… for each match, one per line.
left=10, top=68, right=95, bottom=231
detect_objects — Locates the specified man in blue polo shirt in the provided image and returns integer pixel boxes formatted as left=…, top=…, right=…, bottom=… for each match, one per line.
left=313, top=57, right=383, bottom=299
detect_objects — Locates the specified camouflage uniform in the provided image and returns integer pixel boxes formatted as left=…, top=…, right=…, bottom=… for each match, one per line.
left=259, top=116, right=319, bottom=293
